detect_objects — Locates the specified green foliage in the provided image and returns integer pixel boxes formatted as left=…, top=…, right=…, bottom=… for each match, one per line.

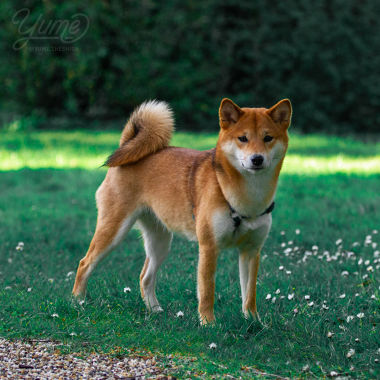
left=1, top=1, right=380, bottom=132
left=0, top=131, right=379, bottom=377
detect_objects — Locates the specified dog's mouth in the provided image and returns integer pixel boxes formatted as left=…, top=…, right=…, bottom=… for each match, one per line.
left=241, top=162, right=265, bottom=172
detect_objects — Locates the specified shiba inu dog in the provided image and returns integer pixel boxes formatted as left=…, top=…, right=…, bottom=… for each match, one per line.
left=72, top=98, right=292, bottom=324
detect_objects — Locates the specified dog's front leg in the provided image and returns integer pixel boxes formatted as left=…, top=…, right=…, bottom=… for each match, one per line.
left=240, top=251, right=261, bottom=321
left=197, top=242, right=218, bottom=325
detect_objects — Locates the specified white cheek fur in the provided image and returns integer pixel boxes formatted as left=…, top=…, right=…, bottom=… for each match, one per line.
left=222, top=140, right=286, bottom=171
left=221, top=141, right=246, bottom=172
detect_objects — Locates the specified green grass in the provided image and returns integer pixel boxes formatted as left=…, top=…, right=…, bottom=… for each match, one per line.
left=0, top=129, right=379, bottom=378
left=1, top=130, right=379, bottom=175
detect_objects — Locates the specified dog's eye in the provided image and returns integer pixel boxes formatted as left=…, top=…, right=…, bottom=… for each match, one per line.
left=263, top=135, right=273, bottom=143
left=238, top=136, right=248, bottom=143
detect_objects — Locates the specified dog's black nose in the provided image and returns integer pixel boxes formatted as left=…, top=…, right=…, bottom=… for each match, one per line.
left=251, top=154, right=264, bottom=167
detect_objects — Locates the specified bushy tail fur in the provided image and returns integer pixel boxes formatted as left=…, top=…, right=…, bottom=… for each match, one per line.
left=105, top=100, right=174, bottom=167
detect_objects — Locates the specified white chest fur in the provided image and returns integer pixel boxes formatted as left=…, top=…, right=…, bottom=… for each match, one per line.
left=224, top=169, right=276, bottom=217
left=212, top=207, right=272, bottom=251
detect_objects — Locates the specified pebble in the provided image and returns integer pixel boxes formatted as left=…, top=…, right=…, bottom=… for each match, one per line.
left=0, top=338, right=177, bottom=379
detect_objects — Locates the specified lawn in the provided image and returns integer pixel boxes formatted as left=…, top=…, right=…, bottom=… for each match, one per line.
left=0, top=128, right=379, bottom=378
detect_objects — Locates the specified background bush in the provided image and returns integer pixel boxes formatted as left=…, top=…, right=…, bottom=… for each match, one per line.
left=1, top=0, right=380, bottom=133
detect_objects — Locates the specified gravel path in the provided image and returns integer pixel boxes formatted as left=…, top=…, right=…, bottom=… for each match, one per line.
left=0, top=338, right=177, bottom=379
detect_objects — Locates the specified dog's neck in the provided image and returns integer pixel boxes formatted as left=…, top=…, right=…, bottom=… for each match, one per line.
left=213, top=147, right=284, bottom=218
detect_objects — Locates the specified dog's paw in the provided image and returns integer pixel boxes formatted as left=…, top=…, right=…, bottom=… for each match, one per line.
left=151, top=305, right=163, bottom=313
left=199, top=313, right=216, bottom=326
left=243, top=309, right=264, bottom=325
left=70, top=294, right=86, bottom=308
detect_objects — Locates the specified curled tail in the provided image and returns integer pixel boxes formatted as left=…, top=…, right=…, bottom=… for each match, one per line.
left=105, top=100, right=174, bottom=167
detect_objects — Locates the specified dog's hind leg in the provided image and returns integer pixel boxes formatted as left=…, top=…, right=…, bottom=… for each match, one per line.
left=138, top=213, right=172, bottom=312
left=72, top=193, right=139, bottom=299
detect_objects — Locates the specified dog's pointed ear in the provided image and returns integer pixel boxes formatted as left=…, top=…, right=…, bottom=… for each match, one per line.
left=219, top=98, right=244, bottom=129
left=267, top=99, right=292, bottom=129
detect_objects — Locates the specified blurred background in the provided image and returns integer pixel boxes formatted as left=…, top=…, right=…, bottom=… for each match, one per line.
left=1, top=0, right=380, bottom=134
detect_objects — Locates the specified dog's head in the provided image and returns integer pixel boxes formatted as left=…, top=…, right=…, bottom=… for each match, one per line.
left=218, top=98, right=292, bottom=174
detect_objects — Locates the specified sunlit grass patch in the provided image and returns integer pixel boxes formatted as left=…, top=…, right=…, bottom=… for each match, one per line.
left=1, top=130, right=379, bottom=175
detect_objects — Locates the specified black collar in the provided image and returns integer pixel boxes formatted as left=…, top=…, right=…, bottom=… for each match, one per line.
left=228, top=201, right=275, bottom=231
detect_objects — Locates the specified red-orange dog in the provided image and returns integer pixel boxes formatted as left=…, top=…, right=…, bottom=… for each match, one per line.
left=73, top=98, right=292, bottom=324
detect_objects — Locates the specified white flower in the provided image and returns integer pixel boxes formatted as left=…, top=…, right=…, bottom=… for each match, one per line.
left=371, top=294, right=376, bottom=299
left=27, top=287, right=32, bottom=292
left=352, top=242, right=360, bottom=247
left=308, top=301, right=314, bottom=307
left=339, top=294, right=346, bottom=299
left=79, top=300, right=85, bottom=306
left=367, top=266, right=374, bottom=272
left=176, top=311, right=184, bottom=318
left=275, top=289, right=280, bottom=294
left=279, top=266, right=284, bottom=271
left=304, top=295, right=310, bottom=300
left=312, top=245, right=318, bottom=251
left=358, top=258, right=363, bottom=265
left=288, top=241, right=293, bottom=245
left=70, top=332, right=77, bottom=336
left=363, top=274, right=368, bottom=279
left=327, top=331, right=334, bottom=338
left=346, top=315, right=354, bottom=323
left=356, top=312, right=364, bottom=319
left=271, top=297, right=277, bottom=303
left=373, top=229, right=378, bottom=234
left=5, top=286, right=11, bottom=290
left=330, top=371, right=338, bottom=377
left=48, top=278, right=54, bottom=283
left=365, top=260, right=370, bottom=266
left=280, top=230, right=285, bottom=235
left=51, top=313, right=59, bottom=318
left=346, top=348, right=355, bottom=358
left=266, top=294, right=272, bottom=300
left=66, top=271, right=74, bottom=277
left=341, top=271, right=349, bottom=276
left=374, top=250, right=380, bottom=258
left=373, top=243, right=378, bottom=249
left=16, top=242, right=24, bottom=251
left=355, top=338, right=360, bottom=342
left=302, top=364, right=310, bottom=371
left=286, top=270, right=292, bottom=275
left=293, top=308, right=298, bottom=314
left=123, top=287, right=131, bottom=293
left=281, top=242, right=286, bottom=248
left=288, top=293, right=294, bottom=300
left=295, top=229, right=300, bottom=235
left=355, top=293, right=359, bottom=297
left=336, top=239, right=342, bottom=245
left=322, top=304, right=329, bottom=310
left=209, top=342, right=217, bottom=349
